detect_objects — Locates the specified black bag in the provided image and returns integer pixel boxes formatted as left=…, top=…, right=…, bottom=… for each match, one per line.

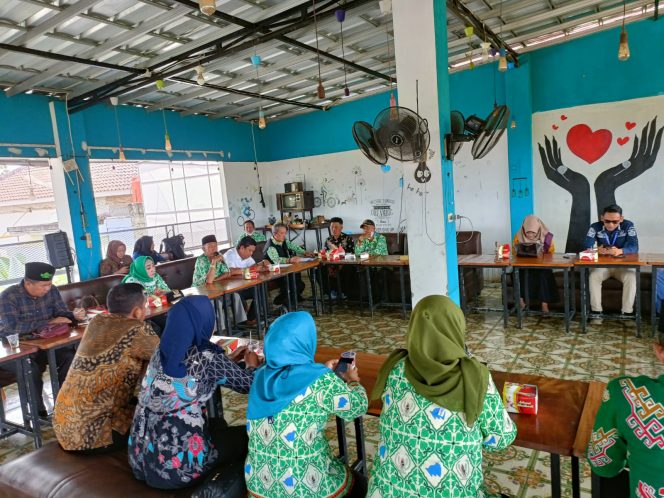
left=191, top=461, right=246, bottom=498
left=516, top=243, right=540, bottom=257
left=160, top=230, right=186, bottom=261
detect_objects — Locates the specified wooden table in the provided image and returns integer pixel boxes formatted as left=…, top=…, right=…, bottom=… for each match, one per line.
left=644, top=253, right=664, bottom=337
left=457, top=254, right=511, bottom=327
left=361, top=255, right=410, bottom=319
left=319, top=257, right=365, bottom=314
left=575, top=254, right=647, bottom=336
left=260, top=260, right=323, bottom=315
left=315, top=347, right=592, bottom=498
left=0, top=343, right=42, bottom=448
left=512, top=254, right=576, bottom=333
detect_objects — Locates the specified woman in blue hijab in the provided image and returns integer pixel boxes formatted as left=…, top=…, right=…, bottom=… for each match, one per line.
left=245, top=311, right=369, bottom=497
left=129, top=296, right=260, bottom=491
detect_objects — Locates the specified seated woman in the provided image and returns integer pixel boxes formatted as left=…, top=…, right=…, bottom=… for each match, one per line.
left=53, top=283, right=159, bottom=453
left=512, top=215, right=558, bottom=314
left=99, top=240, right=133, bottom=276
left=129, top=296, right=260, bottom=490
left=367, top=295, right=516, bottom=498
left=133, top=235, right=166, bottom=263
left=122, top=256, right=170, bottom=296
left=245, top=312, right=368, bottom=497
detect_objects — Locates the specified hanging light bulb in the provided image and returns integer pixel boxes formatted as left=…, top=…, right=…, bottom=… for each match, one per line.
left=510, top=119, right=517, bottom=129
left=317, top=79, right=325, bottom=99
left=155, top=79, right=165, bottom=90
left=199, top=0, right=216, bottom=15
left=498, top=48, right=507, bottom=72
left=464, top=26, right=474, bottom=38
left=119, top=148, right=126, bottom=161
left=258, top=109, right=267, bottom=129
left=480, top=42, right=491, bottom=62
left=164, top=133, right=172, bottom=151
left=195, top=65, right=205, bottom=85
left=618, top=2, right=630, bottom=61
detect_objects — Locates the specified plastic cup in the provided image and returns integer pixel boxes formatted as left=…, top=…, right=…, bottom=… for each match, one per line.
left=6, top=333, right=19, bottom=349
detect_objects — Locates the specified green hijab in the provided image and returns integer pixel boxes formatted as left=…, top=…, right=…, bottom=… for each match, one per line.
left=122, top=255, right=154, bottom=284
left=372, top=295, right=489, bottom=426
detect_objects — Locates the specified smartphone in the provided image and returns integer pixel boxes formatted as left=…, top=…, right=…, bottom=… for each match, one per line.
left=334, top=351, right=356, bottom=378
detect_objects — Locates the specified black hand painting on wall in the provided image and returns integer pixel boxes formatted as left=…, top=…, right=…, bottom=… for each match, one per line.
left=539, top=117, right=664, bottom=254
left=538, top=136, right=590, bottom=253
left=594, top=118, right=663, bottom=214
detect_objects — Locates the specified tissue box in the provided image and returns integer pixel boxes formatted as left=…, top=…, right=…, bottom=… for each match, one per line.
left=578, top=250, right=598, bottom=262
left=497, top=244, right=511, bottom=259
left=502, top=382, right=538, bottom=415
left=147, top=295, right=162, bottom=308
left=359, top=252, right=370, bottom=260
left=268, top=264, right=281, bottom=273
left=344, top=254, right=356, bottom=261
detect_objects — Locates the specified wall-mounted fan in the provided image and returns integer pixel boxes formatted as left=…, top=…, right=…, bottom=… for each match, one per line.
left=352, top=106, right=430, bottom=165
left=445, top=105, right=510, bottom=160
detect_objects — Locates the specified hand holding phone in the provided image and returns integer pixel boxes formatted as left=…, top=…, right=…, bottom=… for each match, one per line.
left=333, top=351, right=360, bottom=383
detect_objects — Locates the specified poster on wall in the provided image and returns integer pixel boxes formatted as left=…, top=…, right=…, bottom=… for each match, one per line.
left=533, top=95, right=664, bottom=253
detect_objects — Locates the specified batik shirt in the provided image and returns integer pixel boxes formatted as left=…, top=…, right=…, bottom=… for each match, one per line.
left=265, top=238, right=305, bottom=264
left=244, top=231, right=267, bottom=243
left=367, top=360, right=516, bottom=498
left=245, top=372, right=368, bottom=498
left=123, top=274, right=170, bottom=296
left=587, top=375, right=664, bottom=498
left=192, top=254, right=230, bottom=286
left=0, top=281, right=75, bottom=337
left=53, top=315, right=159, bottom=451
left=129, top=345, right=254, bottom=490
left=355, top=233, right=388, bottom=256
left=324, top=233, right=355, bottom=253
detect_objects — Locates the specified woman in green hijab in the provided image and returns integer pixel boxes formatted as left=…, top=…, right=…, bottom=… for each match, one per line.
left=122, top=256, right=170, bottom=296
left=366, top=295, right=516, bottom=498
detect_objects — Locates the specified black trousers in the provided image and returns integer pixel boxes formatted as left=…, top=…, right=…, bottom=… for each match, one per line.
left=519, top=269, right=559, bottom=303
left=274, top=274, right=305, bottom=309
left=237, top=289, right=257, bottom=320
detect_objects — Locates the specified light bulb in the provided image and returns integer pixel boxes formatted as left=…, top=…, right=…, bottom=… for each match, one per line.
left=464, top=26, right=474, bottom=38
left=155, top=79, right=165, bottom=90
left=164, top=133, right=172, bottom=151
left=258, top=109, right=267, bottom=129
left=389, top=92, right=398, bottom=120
left=344, top=86, right=350, bottom=97
left=199, top=0, right=216, bottom=15
left=498, top=56, right=507, bottom=72
left=480, top=42, right=491, bottom=62
left=317, top=80, right=325, bottom=99
left=618, top=29, right=630, bottom=61
left=119, top=148, right=126, bottom=161
left=510, top=119, right=516, bottom=129
left=195, top=65, right=205, bottom=85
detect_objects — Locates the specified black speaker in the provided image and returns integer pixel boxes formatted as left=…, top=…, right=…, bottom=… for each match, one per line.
left=44, top=231, right=74, bottom=269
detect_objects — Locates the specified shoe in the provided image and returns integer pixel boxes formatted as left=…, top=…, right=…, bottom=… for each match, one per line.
left=330, top=290, right=338, bottom=299
left=244, top=319, right=257, bottom=327
left=37, top=409, right=48, bottom=418
left=588, top=311, right=603, bottom=325
left=620, top=311, right=635, bottom=319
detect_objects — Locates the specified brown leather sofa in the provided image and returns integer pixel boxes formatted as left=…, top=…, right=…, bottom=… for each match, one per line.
left=0, top=442, right=194, bottom=498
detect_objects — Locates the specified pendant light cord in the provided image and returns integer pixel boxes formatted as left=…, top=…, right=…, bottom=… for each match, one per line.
left=114, top=106, right=123, bottom=149
left=312, top=0, right=322, bottom=81
left=386, top=24, right=394, bottom=90
left=161, top=109, right=169, bottom=135
left=340, top=14, right=347, bottom=88
left=250, top=122, right=266, bottom=208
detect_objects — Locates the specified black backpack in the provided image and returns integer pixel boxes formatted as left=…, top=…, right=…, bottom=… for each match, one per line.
left=160, top=230, right=186, bottom=261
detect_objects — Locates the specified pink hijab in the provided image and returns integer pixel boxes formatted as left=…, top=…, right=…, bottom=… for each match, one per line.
left=517, top=215, right=550, bottom=245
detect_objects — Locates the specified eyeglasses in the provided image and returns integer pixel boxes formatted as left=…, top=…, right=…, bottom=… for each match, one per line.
left=603, top=219, right=620, bottom=225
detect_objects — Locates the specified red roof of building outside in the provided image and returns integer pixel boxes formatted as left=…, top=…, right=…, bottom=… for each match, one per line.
left=0, top=162, right=139, bottom=204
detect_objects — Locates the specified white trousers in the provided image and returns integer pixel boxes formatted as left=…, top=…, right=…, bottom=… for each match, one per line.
left=217, top=293, right=247, bottom=331
left=589, top=267, right=636, bottom=314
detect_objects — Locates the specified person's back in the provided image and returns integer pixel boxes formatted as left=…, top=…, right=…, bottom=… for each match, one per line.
left=367, top=359, right=515, bottom=497
left=53, top=283, right=158, bottom=452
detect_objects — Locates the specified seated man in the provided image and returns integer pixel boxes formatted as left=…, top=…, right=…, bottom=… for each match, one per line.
left=243, top=220, right=266, bottom=243
left=323, top=217, right=356, bottom=299
left=0, top=262, right=85, bottom=417
left=583, top=204, right=638, bottom=318
left=263, top=222, right=313, bottom=308
left=53, top=283, right=159, bottom=453
left=355, top=219, right=388, bottom=256
left=192, top=234, right=247, bottom=325
left=223, top=236, right=268, bottom=325
left=587, top=329, right=664, bottom=496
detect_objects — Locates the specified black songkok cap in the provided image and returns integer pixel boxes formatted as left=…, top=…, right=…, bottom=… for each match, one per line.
left=201, top=234, right=217, bottom=246
left=25, top=262, right=56, bottom=281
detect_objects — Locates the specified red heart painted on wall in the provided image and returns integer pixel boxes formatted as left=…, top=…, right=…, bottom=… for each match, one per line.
left=552, top=124, right=559, bottom=130
left=617, top=137, right=630, bottom=146
left=561, top=115, right=568, bottom=120
left=625, top=122, right=636, bottom=130
left=566, top=124, right=612, bottom=164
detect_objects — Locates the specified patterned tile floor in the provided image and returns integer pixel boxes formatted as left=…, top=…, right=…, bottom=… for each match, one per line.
left=1, top=285, right=661, bottom=497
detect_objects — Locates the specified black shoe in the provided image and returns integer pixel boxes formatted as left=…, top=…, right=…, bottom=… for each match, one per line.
left=620, top=311, right=635, bottom=318
left=37, top=409, right=48, bottom=418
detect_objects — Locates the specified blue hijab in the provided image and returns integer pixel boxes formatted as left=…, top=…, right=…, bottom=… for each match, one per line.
left=159, top=296, right=216, bottom=378
left=247, top=312, right=330, bottom=420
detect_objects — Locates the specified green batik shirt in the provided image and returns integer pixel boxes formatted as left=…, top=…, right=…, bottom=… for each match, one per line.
left=244, top=231, right=267, bottom=243
left=123, top=274, right=170, bottom=295
left=192, top=254, right=230, bottom=286
left=366, top=360, right=516, bottom=498
left=587, top=375, right=664, bottom=498
left=266, top=238, right=305, bottom=264
left=355, top=233, right=388, bottom=256
left=245, top=372, right=368, bottom=498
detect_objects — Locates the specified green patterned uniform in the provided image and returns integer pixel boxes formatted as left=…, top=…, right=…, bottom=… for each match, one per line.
left=245, top=372, right=368, bottom=497
left=367, top=360, right=516, bottom=498
left=355, top=233, right=388, bottom=256
left=123, top=274, right=170, bottom=295
left=192, top=254, right=229, bottom=286
left=245, top=231, right=267, bottom=243
left=587, top=376, right=664, bottom=498
left=266, top=238, right=305, bottom=264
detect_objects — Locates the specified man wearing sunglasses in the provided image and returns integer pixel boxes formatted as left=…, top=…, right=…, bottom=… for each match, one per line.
left=583, top=204, right=639, bottom=319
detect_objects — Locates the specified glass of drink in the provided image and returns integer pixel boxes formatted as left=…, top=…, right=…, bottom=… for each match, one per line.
left=6, top=333, right=20, bottom=350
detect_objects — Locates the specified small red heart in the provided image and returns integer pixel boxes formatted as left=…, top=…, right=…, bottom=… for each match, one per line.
left=552, top=124, right=559, bottom=130
left=561, top=115, right=567, bottom=121
left=617, top=137, right=630, bottom=146
left=625, top=122, right=636, bottom=130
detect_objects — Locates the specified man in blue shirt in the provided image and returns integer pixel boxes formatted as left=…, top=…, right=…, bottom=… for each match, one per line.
left=583, top=204, right=638, bottom=317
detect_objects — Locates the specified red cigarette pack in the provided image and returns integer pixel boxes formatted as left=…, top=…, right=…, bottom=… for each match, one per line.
left=502, top=382, right=538, bottom=415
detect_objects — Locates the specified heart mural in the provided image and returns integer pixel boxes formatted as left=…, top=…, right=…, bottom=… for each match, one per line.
left=617, top=137, right=630, bottom=146
left=566, top=124, right=612, bottom=164
left=625, top=121, right=636, bottom=130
